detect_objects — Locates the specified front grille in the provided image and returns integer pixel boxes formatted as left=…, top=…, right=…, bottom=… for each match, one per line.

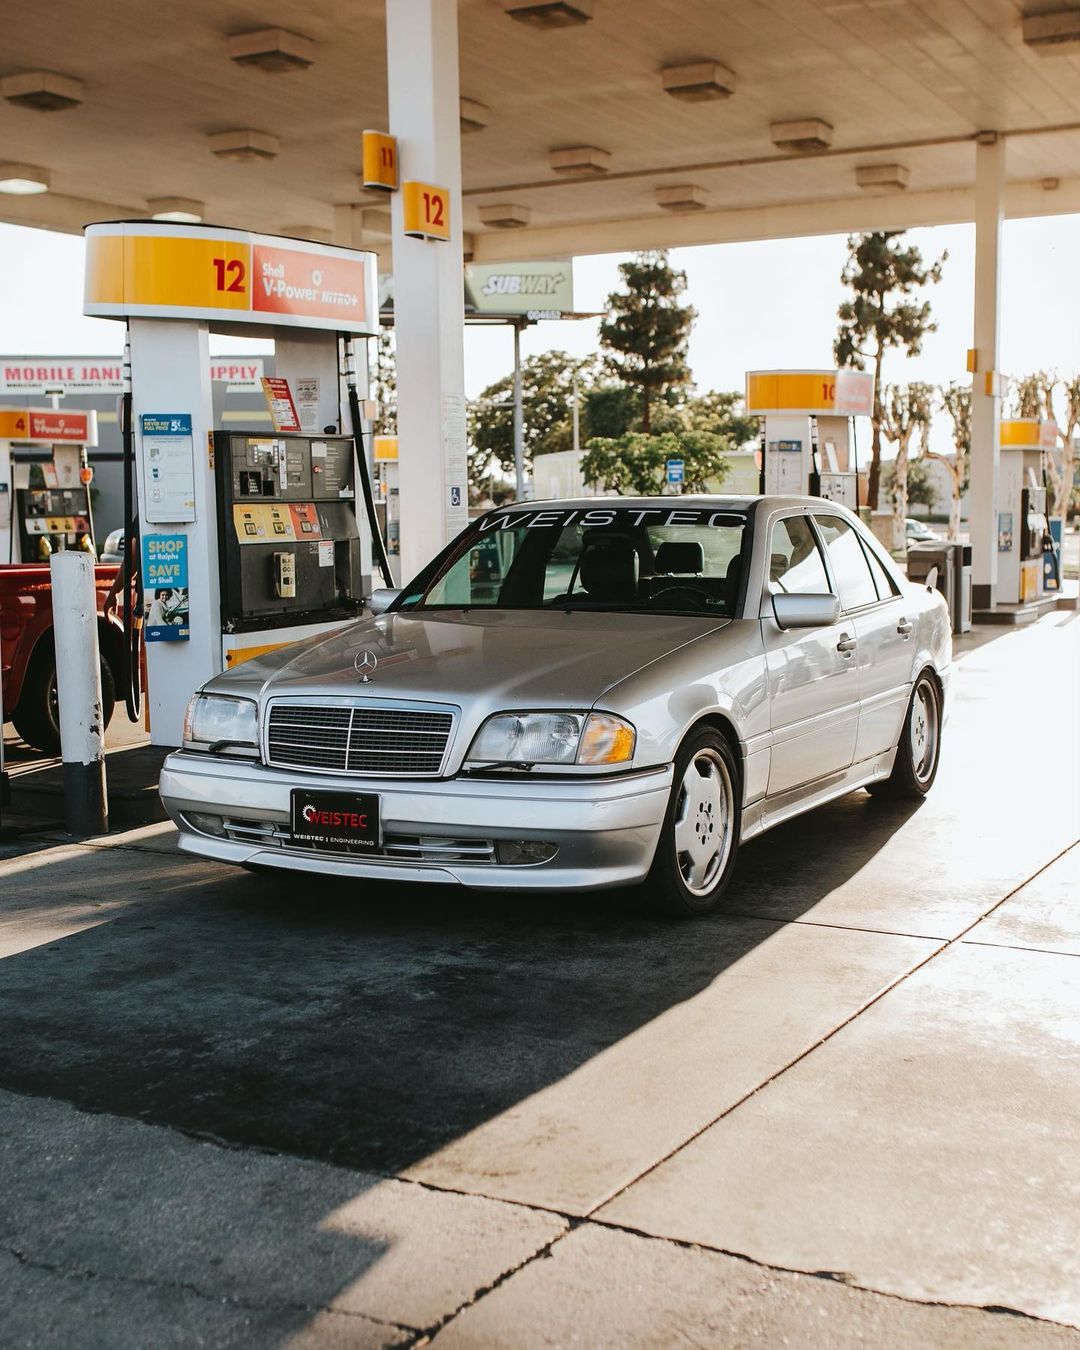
left=266, top=702, right=453, bottom=777
left=222, top=817, right=494, bottom=864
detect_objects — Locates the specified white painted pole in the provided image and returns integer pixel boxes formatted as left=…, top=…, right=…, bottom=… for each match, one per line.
left=50, top=550, right=108, bottom=835
left=513, top=321, right=525, bottom=501
left=969, top=133, right=1005, bottom=609
left=386, top=0, right=467, bottom=582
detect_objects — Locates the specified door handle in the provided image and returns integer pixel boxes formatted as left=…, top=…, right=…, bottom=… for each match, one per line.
left=897, top=617, right=913, bottom=638
left=836, top=633, right=856, bottom=655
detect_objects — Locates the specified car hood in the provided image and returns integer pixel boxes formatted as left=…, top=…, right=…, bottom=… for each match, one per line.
left=218, top=608, right=728, bottom=709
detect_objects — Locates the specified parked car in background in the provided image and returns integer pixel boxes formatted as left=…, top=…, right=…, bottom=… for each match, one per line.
left=161, top=496, right=952, bottom=917
left=905, top=518, right=939, bottom=544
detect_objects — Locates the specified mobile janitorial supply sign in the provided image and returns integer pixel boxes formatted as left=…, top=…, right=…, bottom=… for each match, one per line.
left=142, top=534, right=190, bottom=642
left=140, top=414, right=196, bottom=523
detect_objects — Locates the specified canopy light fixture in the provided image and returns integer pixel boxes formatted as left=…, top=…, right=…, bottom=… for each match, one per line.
left=504, top=0, right=593, bottom=27
left=1022, top=8, right=1080, bottom=53
left=148, top=197, right=204, bottom=223
left=227, top=28, right=314, bottom=73
left=656, top=183, right=707, bottom=212
left=770, top=118, right=834, bottom=152
left=1, top=70, right=83, bottom=111
left=479, top=202, right=531, bottom=228
left=855, top=162, right=909, bottom=193
left=460, top=97, right=490, bottom=133
left=208, top=129, right=280, bottom=162
left=661, top=60, right=735, bottom=102
left=549, top=145, right=610, bottom=176
left=0, top=162, right=50, bottom=194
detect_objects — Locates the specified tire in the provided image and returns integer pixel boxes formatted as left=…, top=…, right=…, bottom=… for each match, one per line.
left=642, top=727, right=741, bottom=918
left=11, top=642, right=117, bottom=754
left=867, top=671, right=942, bottom=800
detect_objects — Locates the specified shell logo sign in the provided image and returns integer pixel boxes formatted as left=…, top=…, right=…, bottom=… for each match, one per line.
left=0, top=408, right=97, bottom=445
left=84, top=222, right=379, bottom=336
left=745, top=369, right=875, bottom=418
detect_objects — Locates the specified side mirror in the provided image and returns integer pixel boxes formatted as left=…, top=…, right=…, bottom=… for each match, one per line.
left=772, top=592, right=840, bottom=630
left=369, top=587, right=401, bottom=616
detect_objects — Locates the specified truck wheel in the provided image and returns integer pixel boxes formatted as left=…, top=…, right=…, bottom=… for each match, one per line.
left=643, top=727, right=741, bottom=918
left=11, top=644, right=117, bottom=754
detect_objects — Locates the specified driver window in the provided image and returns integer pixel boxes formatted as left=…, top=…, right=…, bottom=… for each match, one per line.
left=769, top=516, right=831, bottom=595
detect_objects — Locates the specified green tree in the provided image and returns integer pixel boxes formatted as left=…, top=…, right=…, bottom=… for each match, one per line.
left=667, top=390, right=758, bottom=445
left=582, top=430, right=730, bottom=495
left=834, top=231, right=946, bottom=511
left=372, top=330, right=397, bottom=435
left=880, top=381, right=934, bottom=552
left=599, top=250, right=695, bottom=433
left=469, top=350, right=598, bottom=479
left=922, top=382, right=971, bottom=541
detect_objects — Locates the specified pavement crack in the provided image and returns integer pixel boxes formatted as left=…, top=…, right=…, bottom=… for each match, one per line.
left=400, top=1221, right=579, bottom=1348
left=582, top=1218, right=1074, bottom=1330
left=1, top=1243, right=415, bottom=1335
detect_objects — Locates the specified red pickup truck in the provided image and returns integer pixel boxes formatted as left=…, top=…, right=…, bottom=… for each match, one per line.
left=0, top=563, right=125, bottom=752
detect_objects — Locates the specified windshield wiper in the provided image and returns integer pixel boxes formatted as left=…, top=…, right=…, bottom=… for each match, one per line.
left=465, top=760, right=536, bottom=774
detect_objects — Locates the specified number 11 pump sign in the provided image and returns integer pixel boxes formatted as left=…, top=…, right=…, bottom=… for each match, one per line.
left=83, top=222, right=379, bottom=336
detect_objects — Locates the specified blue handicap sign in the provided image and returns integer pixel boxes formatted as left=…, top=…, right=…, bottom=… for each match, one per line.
left=666, top=459, right=684, bottom=485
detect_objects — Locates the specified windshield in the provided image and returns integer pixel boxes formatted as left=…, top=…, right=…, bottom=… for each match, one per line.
left=400, top=506, right=747, bottom=617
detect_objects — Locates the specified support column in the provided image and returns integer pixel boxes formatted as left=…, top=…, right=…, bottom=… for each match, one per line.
left=386, top=0, right=467, bottom=582
left=129, top=319, right=221, bottom=746
left=513, top=321, right=525, bottom=501
left=969, top=133, right=1005, bottom=609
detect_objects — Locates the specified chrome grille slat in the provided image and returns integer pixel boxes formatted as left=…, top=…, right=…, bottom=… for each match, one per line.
left=266, top=700, right=454, bottom=777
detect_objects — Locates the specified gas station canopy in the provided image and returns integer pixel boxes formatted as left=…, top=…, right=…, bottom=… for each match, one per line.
left=3, top=0, right=1080, bottom=259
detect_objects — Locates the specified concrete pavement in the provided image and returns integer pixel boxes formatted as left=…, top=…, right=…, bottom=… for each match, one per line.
left=0, top=608, right=1077, bottom=1347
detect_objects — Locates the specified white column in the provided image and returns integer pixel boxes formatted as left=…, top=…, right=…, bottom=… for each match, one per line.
left=386, top=0, right=468, bottom=582
left=969, top=133, right=1005, bottom=608
left=129, top=319, right=221, bottom=746
left=50, top=550, right=108, bottom=834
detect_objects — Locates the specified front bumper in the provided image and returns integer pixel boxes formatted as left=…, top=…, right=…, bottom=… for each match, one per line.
left=159, top=751, right=673, bottom=890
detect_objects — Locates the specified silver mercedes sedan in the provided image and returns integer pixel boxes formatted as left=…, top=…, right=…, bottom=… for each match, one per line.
left=160, top=496, right=952, bottom=916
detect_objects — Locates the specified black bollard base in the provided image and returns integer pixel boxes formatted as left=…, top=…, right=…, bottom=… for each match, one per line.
left=61, top=759, right=109, bottom=837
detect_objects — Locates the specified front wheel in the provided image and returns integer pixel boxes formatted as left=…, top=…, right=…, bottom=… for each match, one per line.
left=867, top=671, right=942, bottom=800
left=11, top=643, right=116, bottom=754
left=643, top=728, right=741, bottom=917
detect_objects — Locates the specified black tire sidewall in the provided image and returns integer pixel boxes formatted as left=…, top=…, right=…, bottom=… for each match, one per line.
left=649, top=727, right=742, bottom=917
left=897, top=673, right=941, bottom=796
left=13, top=644, right=117, bottom=753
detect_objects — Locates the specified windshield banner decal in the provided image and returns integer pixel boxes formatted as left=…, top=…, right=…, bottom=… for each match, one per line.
left=477, top=507, right=742, bottom=533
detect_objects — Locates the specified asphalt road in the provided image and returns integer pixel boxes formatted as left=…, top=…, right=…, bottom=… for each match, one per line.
left=1, top=607, right=1078, bottom=1348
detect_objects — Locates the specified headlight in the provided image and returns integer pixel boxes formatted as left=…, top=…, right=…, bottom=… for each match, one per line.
left=466, top=710, right=635, bottom=768
left=183, top=693, right=259, bottom=756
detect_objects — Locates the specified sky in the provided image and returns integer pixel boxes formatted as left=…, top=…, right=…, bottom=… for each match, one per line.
left=2, top=213, right=1079, bottom=455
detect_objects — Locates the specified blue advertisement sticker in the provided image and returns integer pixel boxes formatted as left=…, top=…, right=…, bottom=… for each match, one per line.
left=141, top=533, right=190, bottom=642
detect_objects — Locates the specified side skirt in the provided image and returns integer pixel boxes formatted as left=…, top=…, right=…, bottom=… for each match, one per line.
left=740, top=748, right=897, bottom=843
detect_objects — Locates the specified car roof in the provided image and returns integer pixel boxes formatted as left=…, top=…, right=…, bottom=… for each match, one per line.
left=484, top=494, right=831, bottom=514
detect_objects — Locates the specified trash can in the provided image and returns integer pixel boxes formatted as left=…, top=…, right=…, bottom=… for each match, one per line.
left=906, top=541, right=971, bottom=635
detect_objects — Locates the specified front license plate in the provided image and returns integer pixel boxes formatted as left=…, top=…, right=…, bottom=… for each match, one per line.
left=290, top=789, right=381, bottom=850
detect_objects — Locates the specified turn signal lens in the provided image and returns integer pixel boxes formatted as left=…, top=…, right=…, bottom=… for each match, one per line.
left=577, top=712, right=636, bottom=765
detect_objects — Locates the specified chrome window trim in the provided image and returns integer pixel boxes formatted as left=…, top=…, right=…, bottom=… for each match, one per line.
left=262, top=694, right=461, bottom=778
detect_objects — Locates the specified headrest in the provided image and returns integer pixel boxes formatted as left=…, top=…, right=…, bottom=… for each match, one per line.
left=654, top=540, right=704, bottom=574
left=579, top=541, right=638, bottom=600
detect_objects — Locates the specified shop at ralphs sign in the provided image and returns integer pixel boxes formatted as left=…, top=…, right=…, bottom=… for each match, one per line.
left=142, top=534, right=190, bottom=642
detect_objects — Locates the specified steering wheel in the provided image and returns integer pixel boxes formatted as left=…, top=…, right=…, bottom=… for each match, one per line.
left=648, top=584, right=713, bottom=611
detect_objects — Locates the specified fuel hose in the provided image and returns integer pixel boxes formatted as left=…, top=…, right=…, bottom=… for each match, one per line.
left=340, top=334, right=393, bottom=586
left=120, top=331, right=142, bottom=721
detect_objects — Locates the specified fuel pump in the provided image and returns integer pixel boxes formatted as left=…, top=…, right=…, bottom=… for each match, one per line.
left=0, top=408, right=99, bottom=564
left=83, top=220, right=382, bottom=745
left=998, top=418, right=1056, bottom=605
left=745, top=369, right=875, bottom=509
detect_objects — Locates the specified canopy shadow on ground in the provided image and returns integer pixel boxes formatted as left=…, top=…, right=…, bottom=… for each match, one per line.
left=0, top=792, right=918, bottom=1179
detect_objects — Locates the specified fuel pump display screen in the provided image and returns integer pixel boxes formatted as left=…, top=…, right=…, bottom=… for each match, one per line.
left=215, top=432, right=366, bottom=629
